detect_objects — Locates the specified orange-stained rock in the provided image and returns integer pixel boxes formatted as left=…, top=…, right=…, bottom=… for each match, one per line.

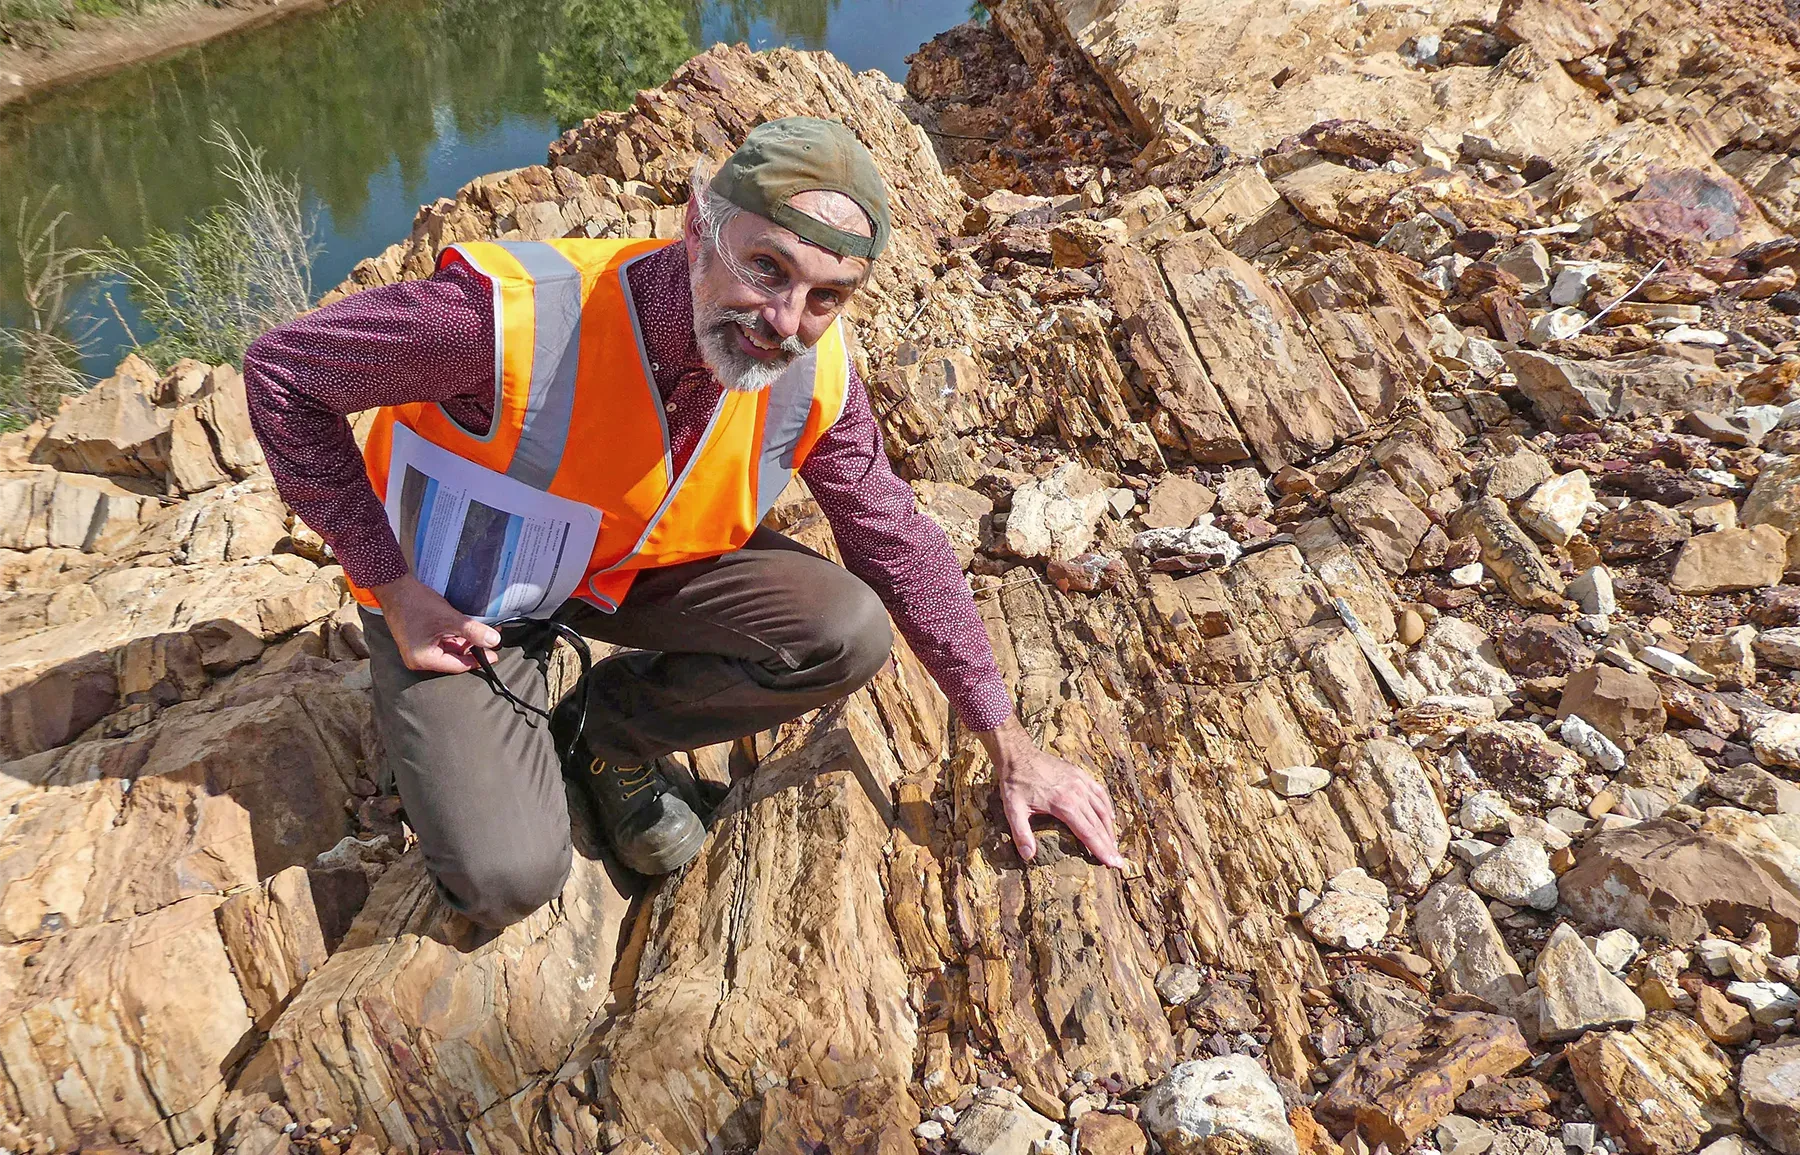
left=755, top=1078, right=919, bottom=1155
left=1080, top=1111, right=1153, bottom=1155
left=1291, top=1102, right=1346, bottom=1155
left=1559, top=815, right=1800, bottom=954
left=1558, top=666, right=1668, bottom=750
left=1669, top=526, right=1791, bottom=595
left=1565, top=1014, right=1740, bottom=1155
left=1494, top=0, right=1617, bottom=61
left=1315, top=1012, right=1531, bottom=1148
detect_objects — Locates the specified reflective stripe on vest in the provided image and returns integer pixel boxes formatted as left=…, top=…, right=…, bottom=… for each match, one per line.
left=349, top=238, right=852, bottom=614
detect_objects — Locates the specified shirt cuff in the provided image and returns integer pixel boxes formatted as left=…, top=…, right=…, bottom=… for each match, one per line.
left=951, top=677, right=1015, bottom=733
left=326, top=521, right=409, bottom=591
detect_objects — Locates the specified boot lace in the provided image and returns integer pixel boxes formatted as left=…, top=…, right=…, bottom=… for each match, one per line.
left=592, top=758, right=657, bottom=804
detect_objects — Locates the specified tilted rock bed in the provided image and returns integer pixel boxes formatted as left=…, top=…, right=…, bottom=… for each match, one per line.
left=2, top=0, right=1800, bottom=1150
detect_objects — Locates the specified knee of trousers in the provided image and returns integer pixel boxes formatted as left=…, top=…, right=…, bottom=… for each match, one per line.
left=445, top=841, right=572, bottom=929
left=812, top=577, right=894, bottom=693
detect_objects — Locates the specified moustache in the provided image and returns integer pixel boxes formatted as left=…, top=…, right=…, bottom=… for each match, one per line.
left=717, top=309, right=807, bottom=358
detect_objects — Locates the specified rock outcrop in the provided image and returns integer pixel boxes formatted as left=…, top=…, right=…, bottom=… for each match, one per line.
left=5, top=0, right=1800, bottom=1150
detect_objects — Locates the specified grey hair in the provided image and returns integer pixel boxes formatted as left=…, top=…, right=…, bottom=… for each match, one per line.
left=686, top=161, right=761, bottom=286
left=687, top=162, right=742, bottom=248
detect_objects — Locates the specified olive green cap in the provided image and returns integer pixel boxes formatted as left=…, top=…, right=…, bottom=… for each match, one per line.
left=710, top=117, right=891, bottom=261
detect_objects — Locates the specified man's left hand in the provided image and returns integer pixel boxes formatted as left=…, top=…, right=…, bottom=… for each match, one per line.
left=978, top=715, right=1126, bottom=868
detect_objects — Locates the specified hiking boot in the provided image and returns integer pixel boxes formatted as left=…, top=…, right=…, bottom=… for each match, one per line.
left=577, top=756, right=707, bottom=875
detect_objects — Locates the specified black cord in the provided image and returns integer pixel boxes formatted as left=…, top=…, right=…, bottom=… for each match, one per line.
left=471, top=616, right=592, bottom=765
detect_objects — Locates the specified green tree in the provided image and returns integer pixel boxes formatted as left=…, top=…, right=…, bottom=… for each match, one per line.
left=540, top=0, right=694, bottom=129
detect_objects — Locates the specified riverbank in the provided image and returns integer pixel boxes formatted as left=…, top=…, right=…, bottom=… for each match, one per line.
left=0, top=0, right=341, bottom=108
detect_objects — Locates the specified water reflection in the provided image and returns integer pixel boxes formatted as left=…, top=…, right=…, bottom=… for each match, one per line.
left=542, top=0, right=694, bottom=129
left=0, top=0, right=965, bottom=372
left=704, top=0, right=837, bottom=48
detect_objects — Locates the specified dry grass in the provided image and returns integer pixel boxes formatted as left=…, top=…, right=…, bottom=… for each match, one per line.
left=0, top=190, right=92, bottom=432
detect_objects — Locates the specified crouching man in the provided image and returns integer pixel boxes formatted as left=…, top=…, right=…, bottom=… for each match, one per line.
left=245, top=118, right=1124, bottom=928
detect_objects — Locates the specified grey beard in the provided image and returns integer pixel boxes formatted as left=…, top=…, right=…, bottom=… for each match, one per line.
left=690, top=248, right=807, bottom=392
left=694, top=309, right=804, bottom=393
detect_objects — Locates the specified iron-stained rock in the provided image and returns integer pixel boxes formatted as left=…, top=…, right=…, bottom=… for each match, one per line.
left=1565, top=1014, right=1740, bottom=1155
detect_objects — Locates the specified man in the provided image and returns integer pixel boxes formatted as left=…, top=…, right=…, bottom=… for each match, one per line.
left=246, top=118, right=1123, bottom=930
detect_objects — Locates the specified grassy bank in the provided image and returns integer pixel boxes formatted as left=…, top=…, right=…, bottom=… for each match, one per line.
left=0, top=0, right=343, bottom=109
left=1, top=0, right=187, bottom=52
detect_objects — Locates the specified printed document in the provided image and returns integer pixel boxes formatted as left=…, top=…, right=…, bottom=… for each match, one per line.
left=384, top=423, right=601, bottom=622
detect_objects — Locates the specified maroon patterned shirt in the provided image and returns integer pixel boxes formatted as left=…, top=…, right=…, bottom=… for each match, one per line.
left=243, top=241, right=1012, bottom=730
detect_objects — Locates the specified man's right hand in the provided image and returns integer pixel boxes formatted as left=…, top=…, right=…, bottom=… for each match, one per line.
left=372, top=573, right=502, bottom=674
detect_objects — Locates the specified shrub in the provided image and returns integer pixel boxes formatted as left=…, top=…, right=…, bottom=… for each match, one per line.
left=0, top=0, right=72, bottom=49
left=0, top=191, right=92, bottom=432
left=2, top=0, right=176, bottom=50
left=89, top=123, right=317, bottom=367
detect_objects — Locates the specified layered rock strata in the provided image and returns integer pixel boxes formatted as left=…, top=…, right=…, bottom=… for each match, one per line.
left=2, top=0, right=1800, bottom=1151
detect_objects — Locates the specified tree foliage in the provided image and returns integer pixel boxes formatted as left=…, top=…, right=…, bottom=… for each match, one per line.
left=539, top=0, right=694, bottom=129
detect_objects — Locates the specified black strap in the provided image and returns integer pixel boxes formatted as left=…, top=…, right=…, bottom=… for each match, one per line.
left=471, top=616, right=592, bottom=765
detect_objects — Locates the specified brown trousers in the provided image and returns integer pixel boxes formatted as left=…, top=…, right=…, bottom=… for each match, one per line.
left=362, top=528, right=893, bottom=927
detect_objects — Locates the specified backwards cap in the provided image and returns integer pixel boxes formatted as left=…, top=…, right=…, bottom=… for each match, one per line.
left=709, top=117, right=891, bottom=261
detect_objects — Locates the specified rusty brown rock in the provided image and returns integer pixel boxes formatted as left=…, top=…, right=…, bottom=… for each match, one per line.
left=1558, top=816, right=1800, bottom=953
left=1052, top=216, right=1128, bottom=266
left=1103, top=244, right=1251, bottom=463
left=585, top=709, right=926, bottom=1149
left=1557, top=665, right=1667, bottom=750
left=1160, top=228, right=1367, bottom=470
left=1331, top=475, right=1432, bottom=577
left=268, top=827, right=632, bottom=1152
left=1145, top=476, right=1219, bottom=529
left=0, top=775, right=254, bottom=944
left=1079, top=1110, right=1152, bottom=1155
left=1565, top=1014, right=1740, bottom=1155
left=0, top=841, right=328, bottom=1155
left=1496, top=615, right=1595, bottom=679
left=1493, top=0, right=1617, bottom=61
left=1304, top=119, right=1420, bottom=164
left=1669, top=525, right=1790, bottom=594
left=0, top=895, right=253, bottom=1153
left=1454, top=1077, right=1554, bottom=1118
left=1449, top=496, right=1568, bottom=610
left=755, top=1078, right=919, bottom=1155
left=1693, top=983, right=1754, bottom=1046
left=1465, top=721, right=1584, bottom=785
left=1314, top=1012, right=1531, bottom=1148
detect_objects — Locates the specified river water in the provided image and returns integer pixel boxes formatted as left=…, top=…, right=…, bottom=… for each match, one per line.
left=0, top=0, right=973, bottom=375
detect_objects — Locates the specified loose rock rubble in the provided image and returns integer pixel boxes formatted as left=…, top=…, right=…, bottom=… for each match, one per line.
left=1, top=0, right=1799, bottom=1151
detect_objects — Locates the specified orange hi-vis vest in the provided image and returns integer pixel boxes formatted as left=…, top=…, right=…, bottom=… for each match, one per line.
left=350, top=238, right=852, bottom=613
